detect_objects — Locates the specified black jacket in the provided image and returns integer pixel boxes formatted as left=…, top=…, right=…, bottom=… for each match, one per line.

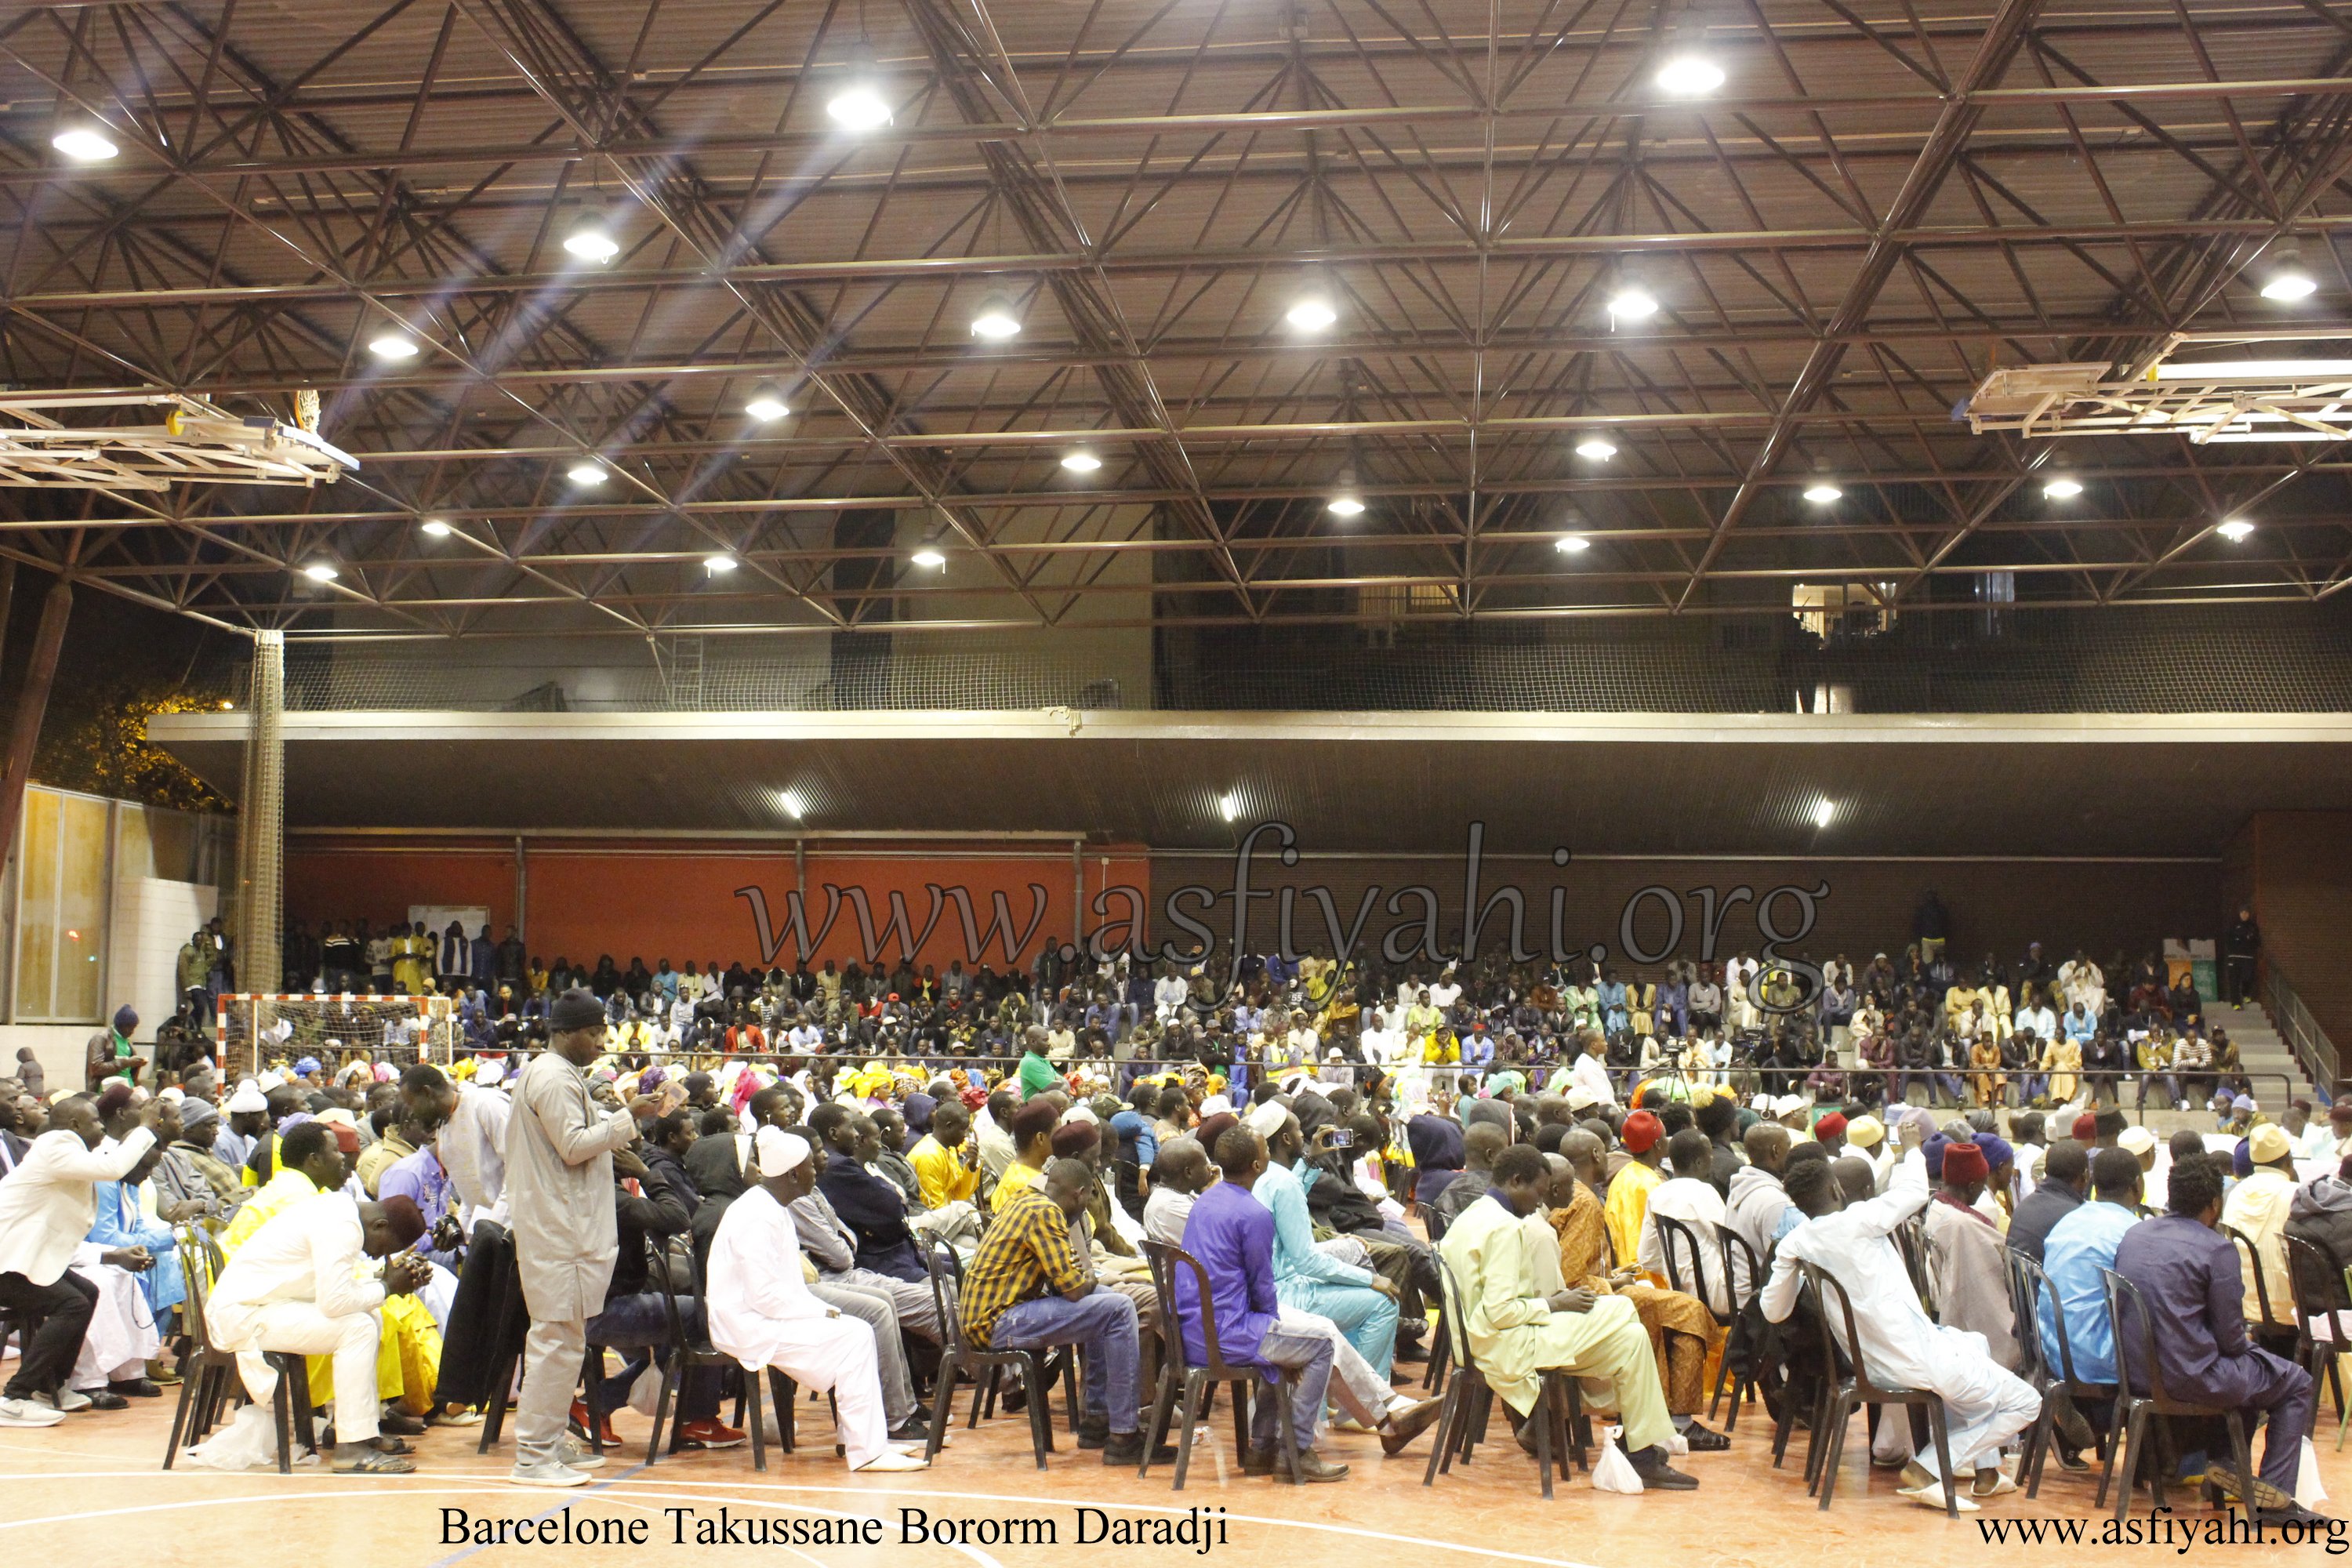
left=607, top=1174, right=691, bottom=1302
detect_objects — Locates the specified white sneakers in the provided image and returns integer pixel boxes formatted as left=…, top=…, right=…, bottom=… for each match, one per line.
left=31, top=1388, right=91, bottom=1413
left=0, top=1397, right=65, bottom=1428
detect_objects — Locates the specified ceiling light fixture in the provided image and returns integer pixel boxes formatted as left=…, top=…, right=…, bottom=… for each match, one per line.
left=566, top=460, right=607, bottom=485
left=826, top=45, right=894, bottom=131
left=969, top=292, right=1022, bottom=339
left=1802, top=482, right=1843, bottom=505
left=911, top=547, right=947, bottom=568
left=420, top=517, right=453, bottom=537
left=2042, top=477, right=2083, bottom=499
left=2216, top=517, right=2256, bottom=541
left=1555, top=534, right=1591, bottom=554
left=778, top=789, right=806, bottom=820
left=300, top=561, right=339, bottom=583
left=704, top=553, right=739, bottom=574
left=1060, top=450, right=1102, bottom=473
left=1574, top=437, right=1618, bottom=461
left=1327, top=469, right=1367, bottom=518
left=51, top=125, right=118, bottom=162
left=1654, top=11, right=1726, bottom=97
left=563, top=216, right=621, bottom=263
left=367, top=332, right=420, bottom=361
left=1218, top=792, right=1240, bottom=823
left=1810, top=799, right=1836, bottom=829
left=1606, top=262, right=1659, bottom=324
left=2259, top=245, right=2318, bottom=303
left=745, top=387, right=790, bottom=422
left=1285, top=276, right=1339, bottom=332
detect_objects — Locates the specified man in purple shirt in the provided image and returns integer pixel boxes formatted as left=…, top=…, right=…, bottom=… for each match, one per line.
left=2113, top=1152, right=2322, bottom=1524
left=1175, top=1125, right=1348, bottom=1482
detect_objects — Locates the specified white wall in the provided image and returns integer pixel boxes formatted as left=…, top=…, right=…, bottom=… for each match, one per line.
left=0, top=1024, right=93, bottom=1097
left=108, top=877, right=217, bottom=1040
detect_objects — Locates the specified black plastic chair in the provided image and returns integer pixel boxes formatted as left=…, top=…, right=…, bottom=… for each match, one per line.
left=1798, top=1258, right=1958, bottom=1515
left=1419, top=1252, right=1581, bottom=1500
left=2222, top=1222, right=2301, bottom=1358
left=2284, top=1231, right=2350, bottom=1444
left=645, top=1235, right=767, bottom=1468
left=920, top=1242, right=1065, bottom=1468
left=1711, top=1229, right=1767, bottom=1430
left=2098, top=1266, right=2259, bottom=1523
left=2005, top=1250, right=2117, bottom=1498
left=1138, top=1239, right=1304, bottom=1487
left=161, top=1227, right=318, bottom=1473
left=474, top=1250, right=532, bottom=1455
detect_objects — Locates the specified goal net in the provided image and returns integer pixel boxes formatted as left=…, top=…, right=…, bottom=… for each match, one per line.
left=213, top=993, right=459, bottom=1083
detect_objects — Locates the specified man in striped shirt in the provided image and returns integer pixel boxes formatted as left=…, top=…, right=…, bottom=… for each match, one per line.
left=960, top=1157, right=1169, bottom=1465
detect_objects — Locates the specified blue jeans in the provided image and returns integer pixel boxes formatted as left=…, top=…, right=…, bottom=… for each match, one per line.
left=583, top=1290, right=717, bottom=1421
left=988, top=1289, right=1141, bottom=1433
left=1250, top=1322, right=1335, bottom=1453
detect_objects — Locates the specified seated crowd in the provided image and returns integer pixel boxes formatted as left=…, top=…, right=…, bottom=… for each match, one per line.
left=0, top=920, right=2332, bottom=1526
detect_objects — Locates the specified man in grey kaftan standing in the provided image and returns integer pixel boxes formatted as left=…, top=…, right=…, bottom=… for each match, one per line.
left=506, top=989, right=637, bottom=1486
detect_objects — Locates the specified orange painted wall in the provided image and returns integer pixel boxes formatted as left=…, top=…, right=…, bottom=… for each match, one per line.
left=285, top=847, right=518, bottom=934
left=285, top=841, right=1152, bottom=971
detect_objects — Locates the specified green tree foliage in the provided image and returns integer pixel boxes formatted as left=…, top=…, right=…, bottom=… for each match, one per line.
left=34, top=687, right=234, bottom=813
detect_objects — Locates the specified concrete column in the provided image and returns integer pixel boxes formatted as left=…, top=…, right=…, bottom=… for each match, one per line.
left=234, top=630, right=285, bottom=994
left=0, top=573, right=73, bottom=889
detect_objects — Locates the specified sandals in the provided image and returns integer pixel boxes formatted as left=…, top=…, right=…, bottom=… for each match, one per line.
left=332, top=1448, right=416, bottom=1475
left=368, top=1435, right=416, bottom=1455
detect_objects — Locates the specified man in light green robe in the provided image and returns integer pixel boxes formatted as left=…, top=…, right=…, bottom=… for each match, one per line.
left=1439, top=1145, right=1689, bottom=1484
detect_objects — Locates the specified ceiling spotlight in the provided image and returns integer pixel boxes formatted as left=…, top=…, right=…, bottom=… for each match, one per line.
left=420, top=517, right=453, bottom=537
left=1060, top=450, right=1103, bottom=473
left=51, top=125, right=118, bottom=162
left=2259, top=246, right=2318, bottom=303
left=299, top=561, right=339, bottom=583
left=744, top=388, right=790, bottom=422
left=1656, top=53, right=1726, bottom=95
left=1809, top=799, right=1836, bottom=829
left=1218, top=792, right=1240, bottom=823
left=826, top=44, right=894, bottom=131
left=1327, top=469, right=1366, bottom=517
left=562, top=216, right=621, bottom=263
left=1555, top=534, right=1592, bottom=554
left=1574, top=437, right=1618, bottom=461
left=1802, top=482, right=1843, bottom=505
left=367, top=332, right=420, bottom=361
left=969, top=292, right=1022, bottom=339
left=1284, top=278, right=1339, bottom=332
left=566, top=460, right=608, bottom=485
left=1606, top=267, right=1659, bottom=323
left=220, top=699, right=236, bottom=711
left=704, top=553, right=739, bottom=574
left=2042, top=477, right=2083, bottom=500
left=777, top=789, right=806, bottom=820
left=2216, top=517, right=2256, bottom=541
left=911, top=547, right=947, bottom=568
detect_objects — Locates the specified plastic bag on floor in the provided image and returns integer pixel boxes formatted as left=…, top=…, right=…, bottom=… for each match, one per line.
left=180, top=1403, right=310, bottom=1470
left=2299, top=1436, right=2328, bottom=1509
left=1591, top=1422, right=1643, bottom=1494
left=625, top=1360, right=663, bottom=1418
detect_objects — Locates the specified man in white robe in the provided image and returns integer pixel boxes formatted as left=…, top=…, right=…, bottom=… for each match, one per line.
left=706, top=1126, right=927, bottom=1472
left=1761, top=1148, right=2040, bottom=1512
left=206, top=1189, right=430, bottom=1473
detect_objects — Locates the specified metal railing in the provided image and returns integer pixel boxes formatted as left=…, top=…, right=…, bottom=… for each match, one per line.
left=2263, top=964, right=2342, bottom=1102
